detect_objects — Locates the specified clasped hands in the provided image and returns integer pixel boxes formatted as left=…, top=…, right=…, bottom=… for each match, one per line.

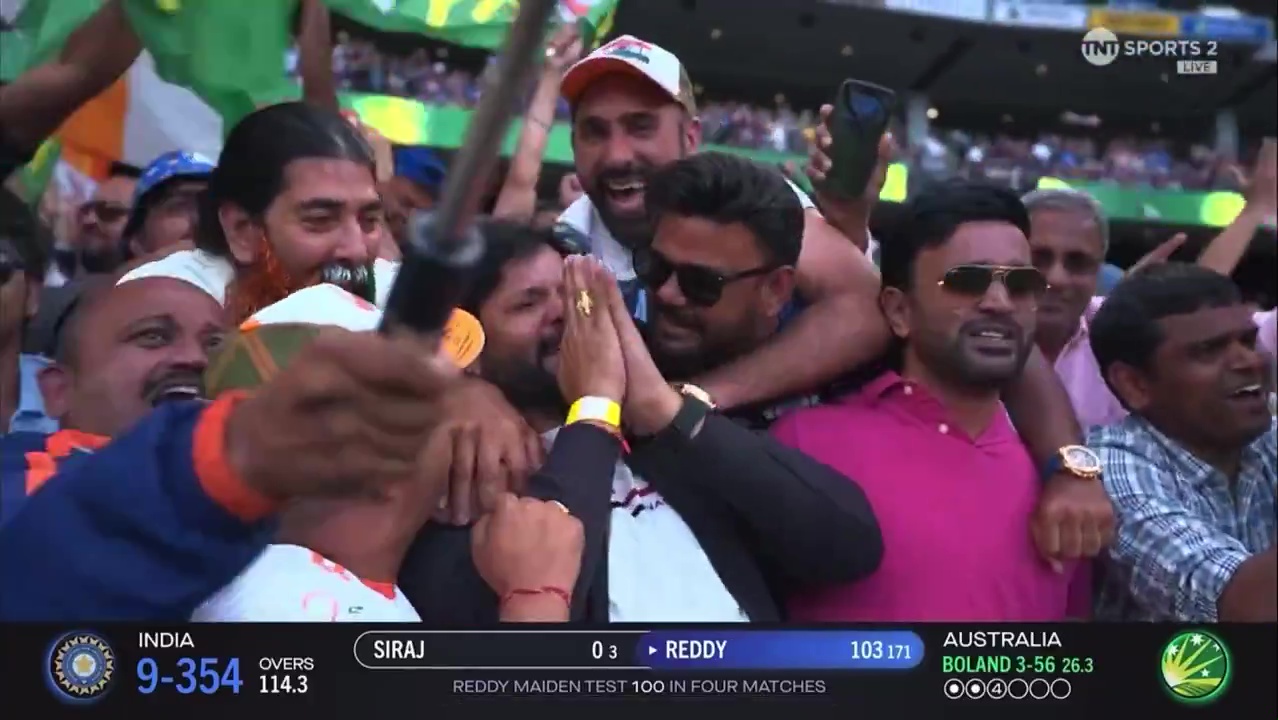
left=556, top=255, right=684, bottom=438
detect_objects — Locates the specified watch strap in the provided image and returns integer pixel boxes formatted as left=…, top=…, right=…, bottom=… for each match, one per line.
left=658, top=394, right=712, bottom=442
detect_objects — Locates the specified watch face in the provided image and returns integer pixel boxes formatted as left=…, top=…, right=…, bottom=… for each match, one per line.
left=1064, top=446, right=1101, bottom=472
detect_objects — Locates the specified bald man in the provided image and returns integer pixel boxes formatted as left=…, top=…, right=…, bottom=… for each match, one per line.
left=38, top=276, right=226, bottom=438
left=1, top=276, right=228, bottom=522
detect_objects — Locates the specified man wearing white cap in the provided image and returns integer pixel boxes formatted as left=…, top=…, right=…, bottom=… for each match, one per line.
left=555, top=36, right=888, bottom=413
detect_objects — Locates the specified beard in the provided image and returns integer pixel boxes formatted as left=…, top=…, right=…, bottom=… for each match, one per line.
left=226, top=244, right=376, bottom=325
left=79, top=244, right=124, bottom=274
left=485, top=361, right=564, bottom=418
left=482, top=335, right=566, bottom=418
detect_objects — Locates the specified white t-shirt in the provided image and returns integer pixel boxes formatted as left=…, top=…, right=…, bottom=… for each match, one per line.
left=118, top=249, right=401, bottom=308
left=541, top=429, right=749, bottom=623
left=557, top=178, right=817, bottom=281
left=192, top=544, right=420, bottom=622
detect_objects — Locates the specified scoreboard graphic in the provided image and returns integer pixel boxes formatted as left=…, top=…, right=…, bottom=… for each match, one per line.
left=3, top=624, right=1270, bottom=717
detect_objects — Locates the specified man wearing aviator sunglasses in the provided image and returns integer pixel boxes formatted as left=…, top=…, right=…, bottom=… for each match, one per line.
left=72, top=163, right=139, bottom=275
left=777, top=182, right=1097, bottom=622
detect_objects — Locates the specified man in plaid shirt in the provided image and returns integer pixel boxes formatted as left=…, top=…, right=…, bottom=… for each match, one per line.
left=1088, top=263, right=1275, bottom=622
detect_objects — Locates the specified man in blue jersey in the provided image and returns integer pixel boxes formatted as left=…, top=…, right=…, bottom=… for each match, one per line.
left=0, top=275, right=227, bottom=521
left=0, top=280, right=468, bottom=620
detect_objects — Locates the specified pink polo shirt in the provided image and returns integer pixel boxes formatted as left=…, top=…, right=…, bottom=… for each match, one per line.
left=1256, top=308, right=1276, bottom=359
left=1052, top=302, right=1276, bottom=431
left=1052, top=297, right=1127, bottom=431
left=772, top=372, right=1080, bottom=622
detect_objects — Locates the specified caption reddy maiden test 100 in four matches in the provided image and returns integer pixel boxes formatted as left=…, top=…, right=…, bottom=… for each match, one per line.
left=37, top=627, right=1240, bottom=707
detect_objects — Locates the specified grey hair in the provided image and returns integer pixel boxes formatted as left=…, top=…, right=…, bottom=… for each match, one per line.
left=1021, top=188, right=1110, bottom=256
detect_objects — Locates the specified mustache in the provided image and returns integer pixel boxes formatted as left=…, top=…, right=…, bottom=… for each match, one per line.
left=593, top=162, right=656, bottom=187
left=536, top=326, right=564, bottom=360
left=142, top=367, right=207, bottom=406
left=650, top=300, right=702, bottom=329
left=318, top=262, right=376, bottom=302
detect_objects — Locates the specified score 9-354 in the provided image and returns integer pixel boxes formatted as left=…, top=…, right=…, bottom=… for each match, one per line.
left=137, top=657, right=243, bottom=695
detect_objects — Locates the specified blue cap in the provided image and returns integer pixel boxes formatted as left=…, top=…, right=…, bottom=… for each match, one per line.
left=393, top=146, right=446, bottom=194
left=124, top=150, right=215, bottom=238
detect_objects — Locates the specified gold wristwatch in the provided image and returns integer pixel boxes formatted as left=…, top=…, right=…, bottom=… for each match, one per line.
left=1044, top=444, right=1102, bottom=481
left=673, top=383, right=717, bottom=409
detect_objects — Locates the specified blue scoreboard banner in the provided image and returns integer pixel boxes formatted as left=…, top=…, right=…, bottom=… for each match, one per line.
left=1, top=624, right=1274, bottom=717
left=1179, top=14, right=1273, bottom=44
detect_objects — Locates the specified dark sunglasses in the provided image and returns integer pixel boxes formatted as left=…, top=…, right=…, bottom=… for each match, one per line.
left=939, top=264, right=1048, bottom=300
left=634, top=247, right=775, bottom=307
left=79, top=200, right=131, bottom=224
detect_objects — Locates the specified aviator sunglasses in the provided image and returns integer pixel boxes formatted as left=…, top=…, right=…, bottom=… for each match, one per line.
left=634, top=246, right=776, bottom=307
left=938, top=264, right=1049, bottom=300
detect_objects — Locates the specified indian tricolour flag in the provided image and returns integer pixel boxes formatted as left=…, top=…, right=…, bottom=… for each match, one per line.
left=55, top=51, right=223, bottom=178
left=2, top=0, right=224, bottom=188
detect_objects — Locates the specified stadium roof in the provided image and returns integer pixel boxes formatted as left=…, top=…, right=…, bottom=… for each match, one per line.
left=616, top=0, right=1276, bottom=135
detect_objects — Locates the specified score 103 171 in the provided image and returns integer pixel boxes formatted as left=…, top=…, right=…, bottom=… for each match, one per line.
left=136, top=656, right=314, bottom=695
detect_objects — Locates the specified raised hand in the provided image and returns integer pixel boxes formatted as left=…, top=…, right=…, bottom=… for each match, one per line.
left=1128, top=233, right=1187, bottom=275
left=223, top=329, right=459, bottom=501
left=597, top=262, right=684, bottom=436
left=430, top=380, right=547, bottom=526
left=543, top=23, right=585, bottom=76
left=557, top=255, right=626, bottom=405
left=472, top=494, right=584, bottom=622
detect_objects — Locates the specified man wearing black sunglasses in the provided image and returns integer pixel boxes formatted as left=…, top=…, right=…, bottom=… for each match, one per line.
left=636, top=152, right=805, bottom=395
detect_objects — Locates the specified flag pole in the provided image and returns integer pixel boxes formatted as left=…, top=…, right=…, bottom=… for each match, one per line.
left=380, top=0, right=560, bottom=335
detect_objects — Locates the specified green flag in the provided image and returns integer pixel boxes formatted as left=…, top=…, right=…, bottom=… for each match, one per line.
left=321, top=0, right=620, bottom=49
left=0, top=0, right=102, bottom=81
left=8, top=138, right=62, bottom=206
left=121, top=0, right=298, bottom=126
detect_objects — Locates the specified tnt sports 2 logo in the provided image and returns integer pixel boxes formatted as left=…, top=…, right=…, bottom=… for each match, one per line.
left=45, top=631, right=116, bottom=703
left=1159, top=630, right=1232, bottom=705
left=1081, top=27, right=1122, bottom=66
left=1081, top=27, right=1218, bottom=72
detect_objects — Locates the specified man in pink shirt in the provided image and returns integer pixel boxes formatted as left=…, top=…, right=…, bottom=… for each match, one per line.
left=1021, top=189, right=1126, bottom=431
left=774, top=182, right=1094, bottom=621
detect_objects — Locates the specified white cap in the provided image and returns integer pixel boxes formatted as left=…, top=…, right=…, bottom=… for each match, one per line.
left=561, top=35, right=696, bottom=115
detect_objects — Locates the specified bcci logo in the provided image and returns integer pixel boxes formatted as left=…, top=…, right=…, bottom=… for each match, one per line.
left=45, top=631, right=116, bottom=703
left=1159, top=630, right=1232, bottom=705
left=1081, top=27, right=1120, bottom=67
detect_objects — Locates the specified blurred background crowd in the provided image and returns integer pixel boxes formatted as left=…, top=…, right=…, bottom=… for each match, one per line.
left=321, top=36, right=1262, bottom=192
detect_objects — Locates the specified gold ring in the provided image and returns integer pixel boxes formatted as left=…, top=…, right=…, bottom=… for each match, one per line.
left=551, top=501, right=570, bottom=514
left=575, top=290, right=593, bottom=317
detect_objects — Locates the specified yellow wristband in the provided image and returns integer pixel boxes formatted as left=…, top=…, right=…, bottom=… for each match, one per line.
left=566, top=396, right=622, bottom=430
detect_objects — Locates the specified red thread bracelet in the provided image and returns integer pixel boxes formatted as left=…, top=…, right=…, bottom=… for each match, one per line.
left=500, top=586, right=572, bottom=608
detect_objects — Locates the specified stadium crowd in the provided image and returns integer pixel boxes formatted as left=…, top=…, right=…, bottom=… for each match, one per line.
left=327, top=37, right=1260, bottom=191
left=0, top=0, right=1274, bottom=636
